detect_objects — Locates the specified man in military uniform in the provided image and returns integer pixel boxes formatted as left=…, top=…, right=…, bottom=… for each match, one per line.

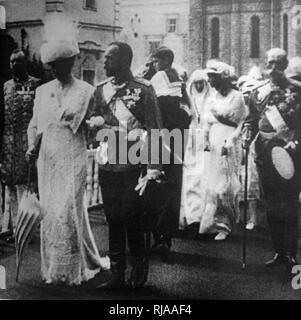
left=150, top=46, right=190, bottom=252
left=94, top=42, right=163, bottom=290
left=245, top=48, right=301, bottom=272
left=0, top=50, right=40, bottom=233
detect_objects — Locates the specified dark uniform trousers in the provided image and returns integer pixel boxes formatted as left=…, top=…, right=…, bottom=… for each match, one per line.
left=99, top=168, right=146, bottom=274
left=256, top=136, right=300, bottom=257
left=153, top=96, right=190, bottom=243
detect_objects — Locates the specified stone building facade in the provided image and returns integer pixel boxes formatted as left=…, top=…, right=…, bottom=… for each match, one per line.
left=2, top=0, right=122, bottom=83
left=119, top=0, right=189, bottom=72
left=189, top=0, right=301, bottom=76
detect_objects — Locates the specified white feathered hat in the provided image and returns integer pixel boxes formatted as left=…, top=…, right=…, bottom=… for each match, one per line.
left=41, top=38, right=80, bottom=64
left=40, top=14, right=80, bottom=64
left=205, top=60, right=235, bottom=79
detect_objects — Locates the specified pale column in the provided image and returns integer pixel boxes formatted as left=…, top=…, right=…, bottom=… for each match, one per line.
left=188, top=0, right=206, bottom=73
left=271, top=0, right=281, bottom=48
left=292, top=1, right=301, bottom=56
left=230, top=0, right=242, bottom=75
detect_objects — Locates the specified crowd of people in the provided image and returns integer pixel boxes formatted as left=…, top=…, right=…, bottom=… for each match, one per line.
left=1, top=29, right=301, bottom=291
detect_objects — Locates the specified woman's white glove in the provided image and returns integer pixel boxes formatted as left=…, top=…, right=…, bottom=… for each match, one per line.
left=135, top=169, right=162, bottom=196
left=86, top=116, right=105, bottom=129
left=25, top=145, right=37, bottom=163
left=95, top=142, right=109, bottom=165
left=147, top=169, right=162, bottom=180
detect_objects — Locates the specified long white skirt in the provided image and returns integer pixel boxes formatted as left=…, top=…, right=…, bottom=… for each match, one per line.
left=38, top=123, right=109, bottom=286
left=198, top=122, right=241, bottom=234
left=179, top=125, right=205, bottom=229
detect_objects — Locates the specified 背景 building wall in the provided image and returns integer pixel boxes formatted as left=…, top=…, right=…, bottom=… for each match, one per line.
left=119, top=0, right=189, bottom=73
left=3, top=0, right=122, bottom=83
left=189, top=0, right=301, bottom=76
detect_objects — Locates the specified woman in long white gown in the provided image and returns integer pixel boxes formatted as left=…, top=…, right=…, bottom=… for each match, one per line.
left=199, top=61, right=248, bottom=240
left=27, top=39, right=109, bottom=285
left=179, top=70, right=214, bottom=228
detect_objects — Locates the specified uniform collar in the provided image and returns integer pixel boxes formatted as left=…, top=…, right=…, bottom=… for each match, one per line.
left=111, top=72, right=134, bottom=87
left=13, top=73, right=29, bottom=84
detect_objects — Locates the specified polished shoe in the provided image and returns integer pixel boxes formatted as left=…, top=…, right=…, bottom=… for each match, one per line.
left=214, top=231, right=228, bottom=241
left=265, top=253, right=286, bottom=268
left=96, top=274, right=125, bottom=291
left=246, top=222, right=255, bottom=230
left=128, top=258, right=149, bottom=290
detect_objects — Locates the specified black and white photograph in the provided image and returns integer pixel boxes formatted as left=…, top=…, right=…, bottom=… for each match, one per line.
left=1, top=0, right=301, bottom=303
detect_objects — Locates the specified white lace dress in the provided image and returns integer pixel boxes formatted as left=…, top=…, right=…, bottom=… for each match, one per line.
left=198, top=89, right=248, bottom=234
left=28, top=78, right=110, bottom=285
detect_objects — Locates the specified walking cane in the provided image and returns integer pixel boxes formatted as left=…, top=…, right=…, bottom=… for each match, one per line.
left=242, top=124, right=252, bottom=269
left=242, top=145, right=249, bottom=269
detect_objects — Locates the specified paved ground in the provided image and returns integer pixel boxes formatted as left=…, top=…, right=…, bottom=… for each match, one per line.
left=0, top=209, right=301, bottom=300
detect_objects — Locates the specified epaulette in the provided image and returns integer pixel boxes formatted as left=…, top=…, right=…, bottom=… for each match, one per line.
left=28, top=75, right=40, bottom=82
left=96, top=78, right=112, bottom=87
left=133, top=77, right=152, bottom=87
left=4, top=78, right=14, bottom=87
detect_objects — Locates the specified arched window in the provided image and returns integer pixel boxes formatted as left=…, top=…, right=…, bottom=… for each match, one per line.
left=283, top=14, right=288, bottom=53
left=251, top=16, right=260, bottom=58
left=211, top=17, right=220, bottom=59
left=21, top=29, right=27, bottom=50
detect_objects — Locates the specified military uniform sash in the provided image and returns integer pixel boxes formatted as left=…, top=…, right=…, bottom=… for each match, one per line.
left=264, top=105, right=294, bottom=143
left=96, top=81, right=146, bottom=165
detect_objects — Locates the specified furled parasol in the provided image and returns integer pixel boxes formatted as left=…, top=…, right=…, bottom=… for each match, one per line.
left=15, top=164, right=43, bottom=282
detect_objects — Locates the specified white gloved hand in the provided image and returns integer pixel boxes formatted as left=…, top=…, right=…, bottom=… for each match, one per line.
left=146, top=169, right=161, bottom=180
left=284, top=141, right=298, bottom=152
left=95, top=142, right=109, bottom=165
left=135, top=175, right=149, bottom=196
left=86, top=116, right=105, bottom=129
left=135, top=169, right=162, bottom=196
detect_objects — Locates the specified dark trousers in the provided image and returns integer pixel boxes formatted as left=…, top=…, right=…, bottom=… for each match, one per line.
left=256, top=139, right=300, bottom=257
left=99, top=168, right=146, bottom=274
left=154, top=163, right=183, bottom=240
left=150, top=133, right=187, bottom=243
left=151, top=109, right=189, bottom=242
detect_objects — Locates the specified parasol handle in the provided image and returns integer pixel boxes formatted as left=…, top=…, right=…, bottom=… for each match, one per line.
left=26, top=163, right=36, bottom=195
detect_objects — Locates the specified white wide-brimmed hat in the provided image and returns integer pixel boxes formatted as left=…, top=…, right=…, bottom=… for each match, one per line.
left=40, top=38, right=80, bottom=64
left=205, top=60, right=235, bottom=79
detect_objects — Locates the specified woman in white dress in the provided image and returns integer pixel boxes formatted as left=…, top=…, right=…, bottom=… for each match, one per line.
left=179, top=70, right=214, bottom=228
left=26, top=38, right=109, bottom=285
left=199, top=61, right=248, bottom=240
